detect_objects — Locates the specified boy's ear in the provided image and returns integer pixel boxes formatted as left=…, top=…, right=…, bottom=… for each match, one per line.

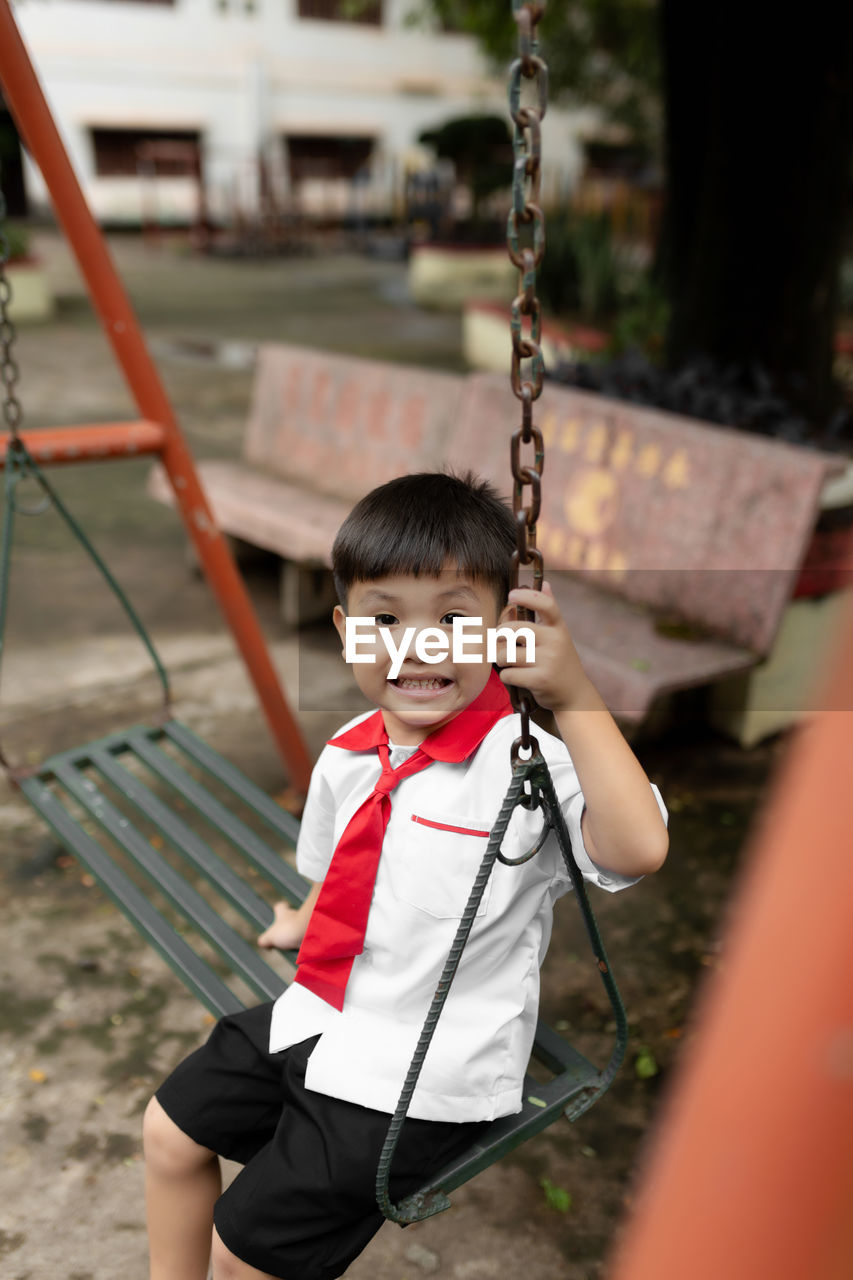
left=498, top=600, right=516, bottom=627
left=332, top=605, right=347, bottom=647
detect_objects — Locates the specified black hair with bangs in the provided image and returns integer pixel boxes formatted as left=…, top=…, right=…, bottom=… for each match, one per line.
left=332, top=471, right=517, bottom=607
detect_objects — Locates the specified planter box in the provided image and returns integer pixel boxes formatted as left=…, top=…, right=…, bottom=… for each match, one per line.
left=709, top=460, right=853, bottom=746
left=408, top=245, right=516, bottom=310
left=708, top=588, right=853, bottom=746
left=6, top=259, right=54, bottom=322
left=793, top=462, right=853, bottom=598
left=463, top=299, right=608, bottom=373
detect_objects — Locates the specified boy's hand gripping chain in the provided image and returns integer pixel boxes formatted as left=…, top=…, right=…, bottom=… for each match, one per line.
left=376, top=3, right=627, bottom=1224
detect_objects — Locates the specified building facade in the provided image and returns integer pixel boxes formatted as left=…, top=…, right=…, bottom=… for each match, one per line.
left=9, top=0, right=591, bottom=227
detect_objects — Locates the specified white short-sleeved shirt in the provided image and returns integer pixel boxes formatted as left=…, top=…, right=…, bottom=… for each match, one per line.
left=269, top=710, right=664, bottom=1122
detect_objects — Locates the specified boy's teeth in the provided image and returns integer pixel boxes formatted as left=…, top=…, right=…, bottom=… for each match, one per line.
left=398, top=677, right=446, bottom=689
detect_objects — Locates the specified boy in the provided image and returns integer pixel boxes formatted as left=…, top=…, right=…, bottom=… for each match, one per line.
left=143, top=472, right=668, bottom=1280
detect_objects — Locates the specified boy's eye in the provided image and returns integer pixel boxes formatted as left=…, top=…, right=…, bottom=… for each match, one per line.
left=440, top=612, right=464, bottom=626
left=374, top=614, right=398, bottom=627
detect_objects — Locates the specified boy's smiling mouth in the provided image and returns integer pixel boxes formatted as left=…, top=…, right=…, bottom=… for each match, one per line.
left=391, top=676, right=453, bottom=695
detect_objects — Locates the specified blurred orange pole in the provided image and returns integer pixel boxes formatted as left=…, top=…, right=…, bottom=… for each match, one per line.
left=609, top=599, right=853, bottom=1280
left=0, top=0, right=312, bottom=793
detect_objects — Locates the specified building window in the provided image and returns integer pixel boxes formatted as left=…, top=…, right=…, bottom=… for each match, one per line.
left=286, top=135, right=374, bottom=183
left=296, top=0, right=381, bottom=24
left=91, top=128, right=201, bottom=178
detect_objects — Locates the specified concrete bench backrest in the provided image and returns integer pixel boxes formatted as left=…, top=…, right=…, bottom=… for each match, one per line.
left=450, top=374, right=834, bottom=653
left=244, top=343, right=465, bottom=501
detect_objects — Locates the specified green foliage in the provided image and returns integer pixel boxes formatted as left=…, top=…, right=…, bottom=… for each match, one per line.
left=419, top=0, right=663, bottom=149
left=536, top=207, right=668, bottom=354
left=609, top=272, right=669, bottom=357
left=0, top=221, right=30, bottom=263
left=569, top=212, right=623, bottom=319
left=0, top=114, right=20, bottom=164
left=840, top=258, right=853, bottom=314
left=419, top=114, right=512, bottom=220
left=540, top=1176, right=572, bottom=1212
left=634, top=1045, right=659, bottom=1079
left=537, top=209, right=627, bottom=322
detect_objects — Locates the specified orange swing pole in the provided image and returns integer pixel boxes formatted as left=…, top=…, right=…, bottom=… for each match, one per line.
left=0, top=420, right=167, bottom=467
left=0, top=0, right=312, bottom=794
left=608, top=600, right=853, bottom=1280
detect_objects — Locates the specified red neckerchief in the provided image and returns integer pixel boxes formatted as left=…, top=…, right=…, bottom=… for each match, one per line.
left=294, top=669, right=512, bottom=1009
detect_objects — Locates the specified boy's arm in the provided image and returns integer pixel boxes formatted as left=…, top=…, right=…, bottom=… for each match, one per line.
left=258, top=881, right=322, bottom=951
left=500, top=583, right=669, bottom=879
left=258, top=745, right=336, bottom=950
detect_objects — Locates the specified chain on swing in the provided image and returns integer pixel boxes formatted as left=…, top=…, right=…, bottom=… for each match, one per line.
left=373, top=2, right=558, bottom=1224
left=0, top=183, right=51, bottom=778
left=506, top=0, right=547, bottom=777
left=0, top=185, right=48, bottom=516
left=0, top=185, right=165, bottom=748
left=0, top=187, right=24, bottom=444
left=376, top=10, right=627, bottom=1209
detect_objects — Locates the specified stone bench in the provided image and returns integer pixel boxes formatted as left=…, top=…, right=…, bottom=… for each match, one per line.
left=148, top=342, right=466, bottom=620
left=447, top=373, right=840, bottom=724
left=150, top=348, right=840, bottom=727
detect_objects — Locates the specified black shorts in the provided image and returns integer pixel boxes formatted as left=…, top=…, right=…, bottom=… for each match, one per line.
left=155, top=1002, right=486, bottom=1280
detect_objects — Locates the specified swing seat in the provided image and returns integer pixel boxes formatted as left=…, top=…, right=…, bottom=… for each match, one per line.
left=20, top=718, right=305, bottom=1014
left=20, top=716, right=607, bottom=1205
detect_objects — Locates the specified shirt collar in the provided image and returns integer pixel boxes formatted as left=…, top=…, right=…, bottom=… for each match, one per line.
left=328, top=669, right=513, bottom=764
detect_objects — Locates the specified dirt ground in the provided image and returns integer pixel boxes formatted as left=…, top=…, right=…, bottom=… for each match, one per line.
left=0, top=232, right=790, bottom=1279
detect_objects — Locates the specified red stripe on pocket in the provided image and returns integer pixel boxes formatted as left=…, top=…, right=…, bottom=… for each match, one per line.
left=411, top=815, right=490, bottom=837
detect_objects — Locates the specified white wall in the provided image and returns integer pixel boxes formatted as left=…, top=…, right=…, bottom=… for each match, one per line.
left=11, top=0, right=588, bottom=223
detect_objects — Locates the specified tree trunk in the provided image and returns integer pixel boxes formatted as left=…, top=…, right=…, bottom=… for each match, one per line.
left=0, top=105, right=28, bottom=217
left=660, top=0, right=853, bottom=426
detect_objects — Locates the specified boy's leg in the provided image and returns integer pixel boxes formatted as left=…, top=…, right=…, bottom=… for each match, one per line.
left=212, top=1035, right=491, bottom=1280
left=143, top=1096, right=222, bottom=1280
left=143, top=1004, right=291, bottom=1279
left=210, top=1227, right=281, bottom=1280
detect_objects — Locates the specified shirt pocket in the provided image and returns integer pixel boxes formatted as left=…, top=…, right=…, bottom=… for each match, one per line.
left=391, top=809, right=494, bottom=920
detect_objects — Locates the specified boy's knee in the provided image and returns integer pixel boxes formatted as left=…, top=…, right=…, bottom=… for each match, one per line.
left=211, top=1227, right=276, bottom=1280
left=143, top=1095, right=215, bottom=1176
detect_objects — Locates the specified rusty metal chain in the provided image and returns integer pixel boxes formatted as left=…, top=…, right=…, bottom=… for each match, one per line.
left=507, top=0, right=547, bottom=759
left=0, top=187, right=47, bottom=517
left=0, top=185, right=24, bottom=441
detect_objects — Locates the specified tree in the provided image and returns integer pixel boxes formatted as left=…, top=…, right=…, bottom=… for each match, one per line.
left=660, top=0, right=853, bottom=423
left=424, top=0, right=853, bottom=430
left=418, top=114, right=512, bottom=230
left=426, top=0, right=663, bottom=148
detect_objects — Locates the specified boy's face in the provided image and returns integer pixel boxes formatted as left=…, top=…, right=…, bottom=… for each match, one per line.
left=333, top=568, right=507, bottom=745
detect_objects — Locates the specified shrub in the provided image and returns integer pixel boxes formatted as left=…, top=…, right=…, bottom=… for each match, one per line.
left=537, top=209, right=644, bottom=325
left=418, top=114, right=512, bottom=238
left=1, top=221, right=31, bottom=263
